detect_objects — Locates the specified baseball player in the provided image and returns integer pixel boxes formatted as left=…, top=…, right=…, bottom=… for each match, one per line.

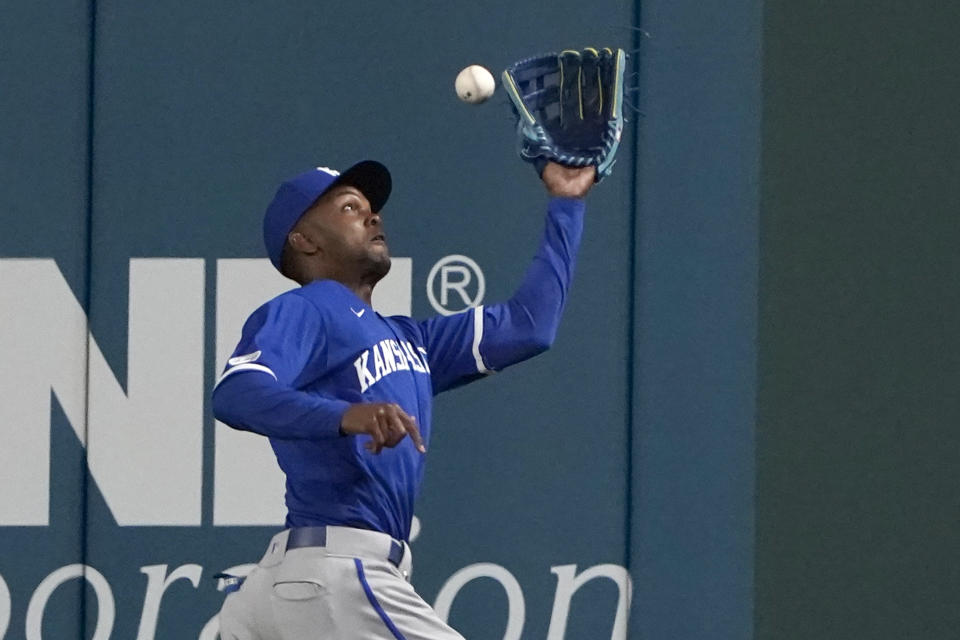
left=213, top=159, right=595, bottom=639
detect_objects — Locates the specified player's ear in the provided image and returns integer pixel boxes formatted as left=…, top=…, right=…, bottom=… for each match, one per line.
left=287, top=230, right=321, bottom=256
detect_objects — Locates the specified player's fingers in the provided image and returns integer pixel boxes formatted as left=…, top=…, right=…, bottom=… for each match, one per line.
left=386, top=404, right=416, bottom=445
left=367, top=410, right=388, bottom=454
left=397, top=410, right=426, bottom=454
left=387, top=404, right=408, bottom=433
left=378, top=406, right=406, bottom=448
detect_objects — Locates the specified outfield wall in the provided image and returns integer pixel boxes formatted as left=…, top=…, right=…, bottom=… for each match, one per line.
left=15, top=1, right=959, bottom=639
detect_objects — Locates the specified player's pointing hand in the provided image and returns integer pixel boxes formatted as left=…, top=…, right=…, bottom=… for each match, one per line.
left=341, top=403, right=426, bottom=455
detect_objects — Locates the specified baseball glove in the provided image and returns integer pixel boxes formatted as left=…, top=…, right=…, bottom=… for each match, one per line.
left=502, top=47, right=626, bottom=181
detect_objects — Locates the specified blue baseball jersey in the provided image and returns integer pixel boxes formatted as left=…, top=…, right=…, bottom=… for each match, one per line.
left=213, top=197, right=584, bottom=541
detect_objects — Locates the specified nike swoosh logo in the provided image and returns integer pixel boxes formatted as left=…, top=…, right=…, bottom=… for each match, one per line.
left=351, top=307, right=366, bottom=318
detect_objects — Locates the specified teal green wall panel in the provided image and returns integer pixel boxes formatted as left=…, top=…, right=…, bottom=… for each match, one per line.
left=1, top=1, right=765, bottom=637
left=0, top=1, right=92, bottom=637
left=630, top=0, right=761, bottom=637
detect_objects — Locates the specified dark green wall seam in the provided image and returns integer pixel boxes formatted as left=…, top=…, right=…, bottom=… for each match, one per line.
left=623, top=0, right=643, bottom=578
left=80, top=0, right=98, bottom=636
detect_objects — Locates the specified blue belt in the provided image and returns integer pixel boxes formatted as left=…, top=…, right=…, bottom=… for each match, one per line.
left=286, top=526, right=405, bottom=568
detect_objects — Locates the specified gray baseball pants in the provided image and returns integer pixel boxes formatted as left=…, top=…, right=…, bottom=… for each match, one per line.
left=218, top=527, right=465, bottom=640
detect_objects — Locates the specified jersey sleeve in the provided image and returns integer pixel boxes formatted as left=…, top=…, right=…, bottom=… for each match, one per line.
left=415, top=307, right=490, bottom=394
left=420, top=196, right=585, bottom=394
left=212, top=292, right=350, bottom=440
left=218, top=292, right=327, bottom=388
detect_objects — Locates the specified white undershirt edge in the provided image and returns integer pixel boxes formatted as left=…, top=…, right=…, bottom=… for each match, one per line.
left=216, top=363, right=278, bottom=387
left=472, top=305, right=492, bottom=374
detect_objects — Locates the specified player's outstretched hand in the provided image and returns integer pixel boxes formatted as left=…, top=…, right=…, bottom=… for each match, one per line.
left=340, top=403, right=426, bottom=455
left=542, top=162, right=597, bottom=199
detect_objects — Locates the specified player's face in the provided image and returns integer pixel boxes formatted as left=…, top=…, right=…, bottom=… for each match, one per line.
left=298, top=185, right=391, bottom=279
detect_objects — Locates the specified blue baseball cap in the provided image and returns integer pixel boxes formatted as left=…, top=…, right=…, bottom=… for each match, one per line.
left=262, top=160, right=392, bottom=270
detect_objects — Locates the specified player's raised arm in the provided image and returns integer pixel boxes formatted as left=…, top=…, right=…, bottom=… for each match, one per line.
left=413, top=45, right=626, bottom=392
left=417, top=162, right=594, bottom=394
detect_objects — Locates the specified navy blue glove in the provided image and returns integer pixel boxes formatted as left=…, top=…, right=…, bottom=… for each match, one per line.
left=502, top=47, right=626, bottom=181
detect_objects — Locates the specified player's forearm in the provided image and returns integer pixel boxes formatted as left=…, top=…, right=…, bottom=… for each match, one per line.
left=481, top=196, right=584, bottom=367
left=212, top=371, right=350, bottom=440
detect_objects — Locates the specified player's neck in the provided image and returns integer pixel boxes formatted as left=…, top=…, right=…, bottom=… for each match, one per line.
left=348, top=282, right=374, bottom=305
left=300, top=272, right=374, bottom=305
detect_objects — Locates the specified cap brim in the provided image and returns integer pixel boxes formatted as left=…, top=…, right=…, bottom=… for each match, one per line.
left=331, top=160, right=392, bottom=213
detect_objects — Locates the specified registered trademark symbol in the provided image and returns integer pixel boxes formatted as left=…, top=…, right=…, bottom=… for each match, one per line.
left=426, top=255, right=485, bottom=316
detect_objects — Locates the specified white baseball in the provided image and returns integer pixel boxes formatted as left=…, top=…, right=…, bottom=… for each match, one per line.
left=455, top=65, right=495, bottom=104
